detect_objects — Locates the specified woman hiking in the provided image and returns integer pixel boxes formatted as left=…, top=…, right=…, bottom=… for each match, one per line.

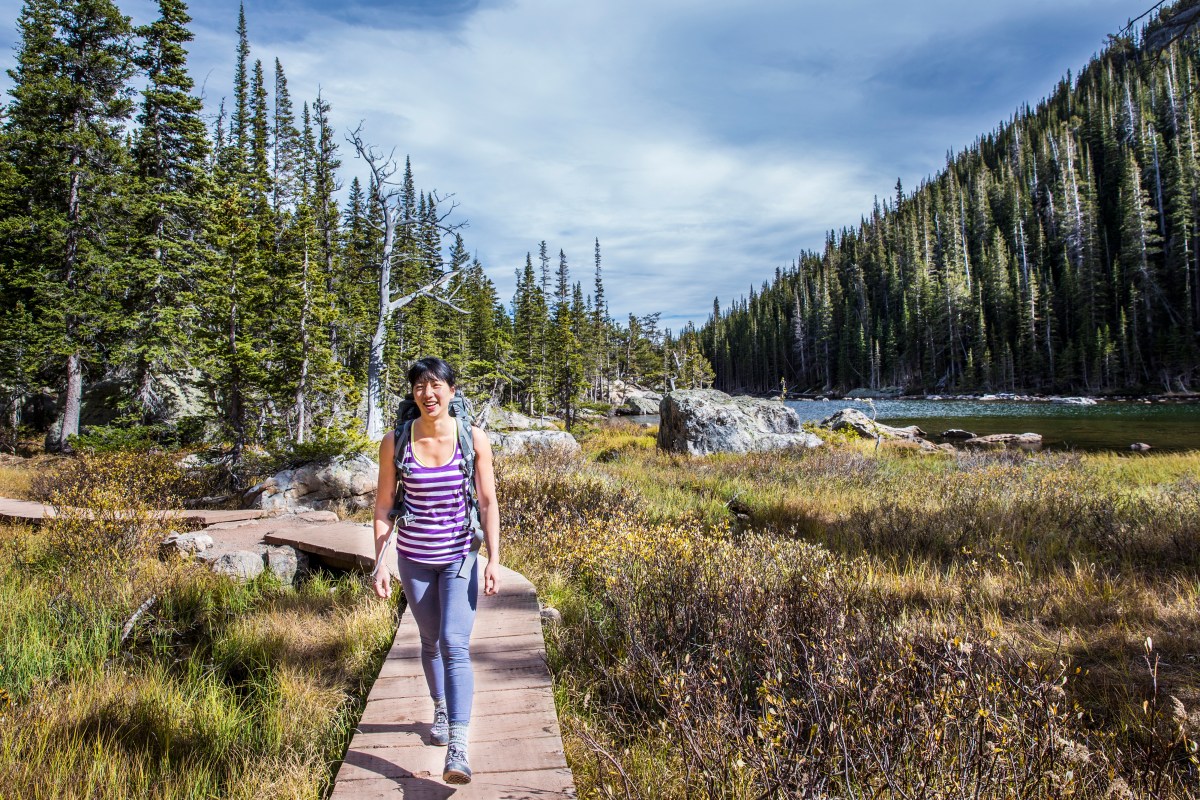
left=372, top=356, right=501, bottom=785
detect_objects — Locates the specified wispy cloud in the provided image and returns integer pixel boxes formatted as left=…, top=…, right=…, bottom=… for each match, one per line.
left=0, top=0, right=1138, bottom=329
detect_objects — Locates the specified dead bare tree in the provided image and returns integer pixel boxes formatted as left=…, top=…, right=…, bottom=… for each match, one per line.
left=348, top=125, right=467, bottom=439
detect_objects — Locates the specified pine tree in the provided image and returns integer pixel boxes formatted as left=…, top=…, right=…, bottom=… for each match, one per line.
left=4, top=0, right=136, bottom=450
left=121, top=0, right=211, bottom=423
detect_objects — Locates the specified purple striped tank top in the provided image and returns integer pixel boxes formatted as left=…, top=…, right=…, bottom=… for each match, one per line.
left=394, top=433, right=471, bottom=564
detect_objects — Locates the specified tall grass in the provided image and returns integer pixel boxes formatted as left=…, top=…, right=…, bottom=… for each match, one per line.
left=0, top=453, right=397, bottom=799
left=501, top=430, right=1200, bottom=798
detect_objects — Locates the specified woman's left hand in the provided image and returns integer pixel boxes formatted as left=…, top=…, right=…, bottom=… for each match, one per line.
left=483, top=559, right=500, bottom=596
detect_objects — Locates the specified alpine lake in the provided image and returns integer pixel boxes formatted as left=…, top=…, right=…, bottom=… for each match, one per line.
left=789, top=397, right=1200, bottom=453
left=628, top=396, right=1200, bottom=453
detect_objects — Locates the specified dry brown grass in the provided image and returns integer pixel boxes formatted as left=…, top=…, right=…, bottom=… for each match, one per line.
left=499, top=432, right=1200, bottom=798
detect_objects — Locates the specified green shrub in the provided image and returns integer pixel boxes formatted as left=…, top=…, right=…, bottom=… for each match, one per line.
left=69, top=424, right=179, bottom=453
left=266, top=426, right=374, bottom=471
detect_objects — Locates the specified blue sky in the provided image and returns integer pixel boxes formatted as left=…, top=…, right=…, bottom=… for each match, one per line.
left=0, top=0, right=1144, bottom=330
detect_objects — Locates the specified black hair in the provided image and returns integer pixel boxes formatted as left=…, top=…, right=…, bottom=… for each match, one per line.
left=407, top=356, right=457, bottom=389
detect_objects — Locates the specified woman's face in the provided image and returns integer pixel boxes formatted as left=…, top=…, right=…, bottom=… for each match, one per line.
left=412, top=375, right=455, bottom=419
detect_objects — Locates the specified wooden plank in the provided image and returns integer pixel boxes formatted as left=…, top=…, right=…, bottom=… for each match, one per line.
left=330, top=768, right=577, bottom=800
left=0, top=497, right=264, bottom=526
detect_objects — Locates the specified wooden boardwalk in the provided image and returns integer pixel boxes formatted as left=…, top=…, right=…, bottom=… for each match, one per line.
left=331, top=561, right=575, bottom=799
left=0, top=492, right=575, bottom=796
left=0, top=496, right=264, bottom=526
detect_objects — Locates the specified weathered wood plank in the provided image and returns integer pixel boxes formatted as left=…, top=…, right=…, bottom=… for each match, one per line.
left=0, top=496, right=265, bottom=526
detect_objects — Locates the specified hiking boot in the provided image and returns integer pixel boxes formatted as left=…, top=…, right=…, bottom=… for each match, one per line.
left=430, top=705, right=449, bottom=746
left=443, top=742, right=472, bottom=784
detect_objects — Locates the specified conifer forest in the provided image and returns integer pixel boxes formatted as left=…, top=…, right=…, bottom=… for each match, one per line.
left=704, top=10, right=1200, bottom=396
left=0, top=0, right=713, bottom=455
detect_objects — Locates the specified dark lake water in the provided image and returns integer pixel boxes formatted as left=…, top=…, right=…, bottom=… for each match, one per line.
left=784, top=398, right=1200, bottom=453
left=627, top=398, right=1200, bottom=452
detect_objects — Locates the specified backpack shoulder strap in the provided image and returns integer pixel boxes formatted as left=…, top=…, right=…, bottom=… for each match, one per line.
left=387, top=419, right=415, bottom=521
left=456, top=417, right=484, bottom=552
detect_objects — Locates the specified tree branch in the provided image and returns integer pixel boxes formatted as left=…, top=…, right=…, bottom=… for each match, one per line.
left=385, top=268, right=462, bottom=314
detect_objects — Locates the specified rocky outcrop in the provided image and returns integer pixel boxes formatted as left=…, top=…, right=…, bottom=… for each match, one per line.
left=820, top=408, right=926, bottom=440
left=962, top=433, right=1043, bottom=448
left=249, top=453, right=378, bottom=513
left=657, top=389, right=823, bottom=455
left=488, top=430, right=581, bottom=456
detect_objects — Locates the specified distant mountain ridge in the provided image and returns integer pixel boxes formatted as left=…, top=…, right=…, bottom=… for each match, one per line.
left=702, top=1, right=1200, bottom=395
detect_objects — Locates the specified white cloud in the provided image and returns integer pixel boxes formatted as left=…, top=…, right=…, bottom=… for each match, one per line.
left=0, top=0, right=1141, bottom=327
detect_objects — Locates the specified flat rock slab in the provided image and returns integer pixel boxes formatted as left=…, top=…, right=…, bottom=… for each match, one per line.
left=0, top=496, right=264, bottom=526
left=331, top=563, right=575, bottom=799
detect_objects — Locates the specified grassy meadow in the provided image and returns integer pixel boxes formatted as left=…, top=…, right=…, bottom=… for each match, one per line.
left=500, top=421, right=1200, bottom=799
left=0, top=452, right=396, bottom=799
left=2, top=422, right=1199, bottom=798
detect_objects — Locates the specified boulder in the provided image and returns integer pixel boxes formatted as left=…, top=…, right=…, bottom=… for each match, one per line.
left=941, top=429, right=977, bottom=440
left=476, top=406, right=557, bottom=432
left=488, top=430, right=581, bottom=456
left=657, top=389, right=823, bottom=455
left=253, top=453, right=378, bottom=513
left=203, top=550, right=265, bottom=581
left=264, top=545, right=305, bottom=584
left=820, top=408, right=926, bottom=440
left=962, top=433, right=1043, bottom=448
left=195, top=544, right=305, bottom=584
left=1130, top=442, right=1152, bottom=452
left=617, top=393, right=661, bottom=416
left=161, top=531, right=214, bottom=556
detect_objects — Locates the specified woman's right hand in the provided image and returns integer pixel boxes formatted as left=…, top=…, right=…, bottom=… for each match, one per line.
left=373, top=569, right=392, bottom=599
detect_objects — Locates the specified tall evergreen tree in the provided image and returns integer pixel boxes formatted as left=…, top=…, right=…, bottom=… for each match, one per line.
left=4, top=0, right=135, bottom=450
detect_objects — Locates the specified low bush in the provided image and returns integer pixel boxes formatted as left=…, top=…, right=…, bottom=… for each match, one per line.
left=265, top=425, right=374, bottom=472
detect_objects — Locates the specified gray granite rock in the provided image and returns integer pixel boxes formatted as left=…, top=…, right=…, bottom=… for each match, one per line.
left=657, top=389, right=823, bottom=455
left=820, top=408, right=926, bottom=440
left=264, top=545, right=304, bottom=584
left=617, top=393, right=662, bottom=416
left=962, top=433, right=1043, bottom=448
left=487, top=430, right=580, bottom=456
left=161, top=531, right=214, bottom=556
left=206, top=550, right=265, bottom=581
left=253, top=453, right=378, bottom=513
left=477, top=406, right=558, bottom=431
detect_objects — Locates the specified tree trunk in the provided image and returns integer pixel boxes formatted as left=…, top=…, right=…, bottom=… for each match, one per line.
left=55, top=352, right=83, bottom=452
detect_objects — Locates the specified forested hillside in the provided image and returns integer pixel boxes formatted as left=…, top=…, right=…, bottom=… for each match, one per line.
left=703, top=3, right=1200, bottom=395
left=0, top=0, right=712, bottom=454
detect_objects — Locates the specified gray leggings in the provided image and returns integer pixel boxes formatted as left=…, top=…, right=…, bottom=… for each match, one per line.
left=396, top=554, right=478, bottom=725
